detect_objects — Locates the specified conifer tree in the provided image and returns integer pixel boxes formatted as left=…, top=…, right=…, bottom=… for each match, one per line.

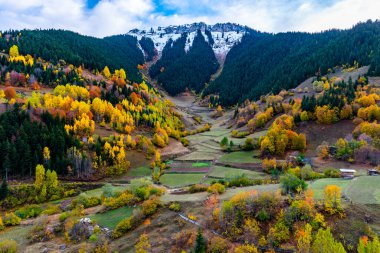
left=0, top=178, right=9, bottom=200
left=194, top=229, right=206, bottom=253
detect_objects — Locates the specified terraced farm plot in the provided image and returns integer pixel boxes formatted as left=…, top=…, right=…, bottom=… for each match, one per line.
left=90, top=206, right=135, bottom=229
left=199, top=129, right=230, bottom=137
left=208, top=166, right=267, bottom=179
left=176, top=151, right=219, bottom=161
left=192, top=162, right=211, bottom=167
left=160, top=173, right=206, bottom=188
left=219, top=151, right=262, bottom=163
left=127, top=166, right=151, bottom=177
left=310, top=176, right=380, bottom=204
left=83, top=185, right=129, bottom=198
left=309, top=178, right=351, bottom=200
left=168, top=162, right=211, bottom=173
left=345, top=176, right=380, bottom=204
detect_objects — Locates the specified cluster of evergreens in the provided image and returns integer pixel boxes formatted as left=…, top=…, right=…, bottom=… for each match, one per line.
left=150, top=30, right=219, bottom=95
left=138, top=37, right=156, bottom=61
left=0, top=105, right=77, bottom=178
left=206, top=20, right=380, bottom=105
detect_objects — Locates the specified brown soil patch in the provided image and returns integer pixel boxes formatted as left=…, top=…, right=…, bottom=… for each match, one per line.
left=297, top=120, right=356, bottom=157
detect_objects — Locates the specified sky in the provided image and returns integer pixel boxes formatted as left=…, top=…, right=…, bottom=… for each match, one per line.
left=0, top=0, right=379, bottom=37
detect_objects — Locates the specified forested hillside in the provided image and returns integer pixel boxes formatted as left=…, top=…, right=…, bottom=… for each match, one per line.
left=0, top=30, right=144, bottom=82
left=206, top=20, right=380, bottom=105
left=139, top=37, right=157, bottom=61
left=149, top=30, right=219, bottom=95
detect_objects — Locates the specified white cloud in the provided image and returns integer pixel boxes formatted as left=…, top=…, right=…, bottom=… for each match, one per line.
left=0, top=0, right=379, bottom=37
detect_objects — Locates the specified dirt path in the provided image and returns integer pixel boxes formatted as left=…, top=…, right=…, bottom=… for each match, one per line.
left=20, top=205, right=104, bottom=226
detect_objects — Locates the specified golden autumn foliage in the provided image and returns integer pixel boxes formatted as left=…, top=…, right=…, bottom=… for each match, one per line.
left=66, top=113, right=95, bottom=137
left=315, top=106, right=338, bottom=124
left=323, top=185, right=343, bottom=215
left=4, top=87, right=16, bottom=100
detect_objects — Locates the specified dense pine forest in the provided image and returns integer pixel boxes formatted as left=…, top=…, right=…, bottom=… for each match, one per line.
left=0, top=30, right=144, bottom=82
left=149, top=30, right=219, bottom=95
left=205, top=20, right=380, bottom=105
left=139, top=37, right=157, bottom=61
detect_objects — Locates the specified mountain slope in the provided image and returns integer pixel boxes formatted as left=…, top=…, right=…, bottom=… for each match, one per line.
left=0, top=30, right=144, bottom=82
left=149, top=30, right=219, bottom=95
left=206, top=20, right=380, bottom=105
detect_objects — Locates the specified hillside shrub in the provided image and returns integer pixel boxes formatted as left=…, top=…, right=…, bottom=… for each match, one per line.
left=207, top=183, right=225, bottom=195
left=59, top=212, right=69, bottom=222
left=228, top=175, right=253, bottom=187
left=168, top=202, right=181, bottom=212
left=189, top=184, right=208, bottom=193
left=112, top=210, right=144, bottom=239
left=15, top=204, right=43, bottom=219
left=142, top=197, right=160, bottom=216
left=280, top=174, right=307, bottom=194
left=71, top=195, right=101, bottom=209
left=3, top=212, right=21, bottom=226
left=324, top=168, right=340, bottom=178
left=0, top=240, right=17, bottom=253
left=103, top=191, right=136, bottom=210
left=41, top=204, right=61, bottom=215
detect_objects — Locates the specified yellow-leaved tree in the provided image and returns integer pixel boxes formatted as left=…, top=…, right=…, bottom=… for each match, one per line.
left=323, top=185, right=343, bottom=215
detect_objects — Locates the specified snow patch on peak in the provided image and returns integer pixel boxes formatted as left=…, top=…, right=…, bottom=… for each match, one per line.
left=128, top=23, right=246, bottom=60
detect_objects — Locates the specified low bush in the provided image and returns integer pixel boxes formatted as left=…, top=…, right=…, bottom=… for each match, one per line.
left=112, top=210, right=145, bottom=239
left=59, top=212, right=69, bottom=222
left=42, top=204, right=62, bottom=215
left=188, top=184, right=208, bottom=193
left=207, top=183, right=226, bottom=194
left=228, top=175, right=253, bottom=187
left=168, top=202, right=181, bottom=212
left=231, top=130, right=249, bottom=138
left=112, top=217, right=133, bottom=239
left=89, top=234, right=98, bottom=243
left=3, top=212, right=21, bottom=226
left=141, top=198, right=160, bottom=216
left=71, top=195, right=101, bottom=209
left=0, top=217, right=4, bottom=231
left=0, top=240, right=17, bottom=253
left=103, top=191, right=136, bottom=210
left=324, top=168, right=340, bottom=178
left=15, top=204, right=43, bottom=219
left=280, top=173, right=308, bottom=195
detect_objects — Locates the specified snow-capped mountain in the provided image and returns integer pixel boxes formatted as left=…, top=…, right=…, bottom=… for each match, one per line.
left=128, top=22, right=248, bottom=62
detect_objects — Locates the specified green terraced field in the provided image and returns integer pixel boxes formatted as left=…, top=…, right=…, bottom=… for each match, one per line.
left=219, top=151, right=262, bottom=163
left=127, top=166, right=151, bottom=177
left=90, top=206, right=135, bottom=229
left=208, top=166, right=267, bottom=179
left=160, top=173, right=206, bottom=188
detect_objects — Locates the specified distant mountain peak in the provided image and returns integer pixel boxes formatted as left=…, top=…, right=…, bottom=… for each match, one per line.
left=128, top=22, right=247, bottom=62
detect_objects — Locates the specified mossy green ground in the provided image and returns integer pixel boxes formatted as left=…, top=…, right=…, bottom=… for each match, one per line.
left=219, top=151, right=262, bottom=163
left=192, top=162, right=211, bottom=167
left=90, top=206, right=135, bottom=229
left=82, top=185, right=129, bottom=198
left=208, top=166, right=267, bottom=179
left=160, top=173, right=206, bottom=188
left=127, top=166, right=151, bottom=177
